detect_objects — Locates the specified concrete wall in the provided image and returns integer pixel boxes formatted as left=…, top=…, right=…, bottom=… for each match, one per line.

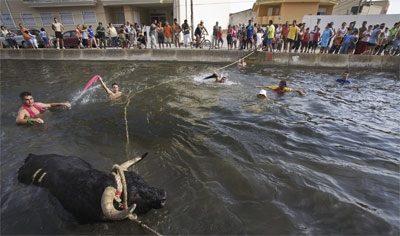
left=1, top=49, right=399, bottom=74
left=229, top=9, right=255, bottom=26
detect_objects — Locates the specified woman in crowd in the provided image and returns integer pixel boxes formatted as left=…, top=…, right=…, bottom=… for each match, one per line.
left=157, top=22, right=165, bottom=49
left=320, top=23, right=334, bottom=53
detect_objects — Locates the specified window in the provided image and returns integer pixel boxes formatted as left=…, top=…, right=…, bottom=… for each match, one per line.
left=40, top=12, right=52, bottom=26
left=266, top=6, right=280, bottom=16
left=0, top=13, right=14, bottom=27
left=60, top=12, right=74, bottom=25
left=82, top=11, right=96, bottom=24
left=317, top=7, right=327, bottom=15
left=21, top=13, right=36, bottom=27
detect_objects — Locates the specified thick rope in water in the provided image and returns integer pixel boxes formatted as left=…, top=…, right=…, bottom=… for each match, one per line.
left=215, top=50, right=256, bottom=71
left=120, top=50, right=255, bottom=235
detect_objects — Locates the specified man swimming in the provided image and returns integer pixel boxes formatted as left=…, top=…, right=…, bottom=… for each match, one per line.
left=336, top=71, right=350, bottom=84
left=99, top=77, right=122, bottom=100
left=237, top=59, right=247, bottom=69
left=16, top=91, right=71, bottom=125
left=203, top=71, right=227, bottom=83
left=257, top=80, right=305, bottom=96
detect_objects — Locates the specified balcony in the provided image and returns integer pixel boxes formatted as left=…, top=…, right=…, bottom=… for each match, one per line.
left=101, top=0, right=173, bottom=6
left=23, top=0, right=97, bottom=7
left=256, top=0, right=337, bottom=5
left=257, top=15, right=284, bottom=25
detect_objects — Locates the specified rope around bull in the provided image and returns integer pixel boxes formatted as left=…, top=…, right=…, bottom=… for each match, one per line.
left=120, top=50, right=256, bottom=235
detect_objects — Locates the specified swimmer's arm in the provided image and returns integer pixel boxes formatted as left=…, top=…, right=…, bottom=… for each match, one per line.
left=293, top=89, right=305, bottom=96
left=99, top=77, right=114, bottom=95
left=16, top=110, right=44, bottom=125
left=256, top=85, right=275, bottom=90
left=37, top=102, right=71, bottom=109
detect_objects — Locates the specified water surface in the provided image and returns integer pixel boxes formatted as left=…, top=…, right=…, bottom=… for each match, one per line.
left=1, top=60, right=399, bottom=234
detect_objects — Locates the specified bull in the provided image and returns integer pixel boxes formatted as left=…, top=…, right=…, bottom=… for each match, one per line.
left=17, top=153, right=166, bottom=223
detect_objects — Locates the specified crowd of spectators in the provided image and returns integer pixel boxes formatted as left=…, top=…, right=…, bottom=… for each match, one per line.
left=1, top=17, right=399, bottom=56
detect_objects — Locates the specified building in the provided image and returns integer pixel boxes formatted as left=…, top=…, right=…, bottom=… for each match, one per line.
left=253, top=0, right=338, bottom=25
left=332, top=0, right=389, bottom=15
left=302, top=14, right=399, bottom=29
left=229, top=9, right=255, bottom=26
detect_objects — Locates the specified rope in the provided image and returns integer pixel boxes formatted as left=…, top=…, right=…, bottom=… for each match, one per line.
left=215, top=50, right=256, bottom=71
left=113, top=164, right=162, bottom=236
left=118, top=51, right=255, bottom=235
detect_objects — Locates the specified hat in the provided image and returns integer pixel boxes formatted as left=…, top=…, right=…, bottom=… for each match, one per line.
left=257, top=89, right=267, bottom=98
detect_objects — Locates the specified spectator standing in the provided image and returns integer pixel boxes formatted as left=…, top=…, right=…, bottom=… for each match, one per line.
left=157, top=22, right=165, bottom=49
left=217, top=26, right=223, bottom=48
left=329, top=22, right=347, bottom=54
left=266, top=20, right=275, bottom=52
left=181, top=19, right=191, bottom=48
left=300, top=27, right=310, bottom=53
left=246, top=20, right=254, bottom=50
left=287, top=20, right=299, bottom=52
left=81, top=25, right=88, bottom=48
left=320, top=23, right=334, bottom=53
left=340, top=29, right=358, bottom=54
left=52, top=18, right=65, bottom=49
left=355, top=24, right=372, bottom=54
left=227, top=25, right=233, bottom=50
left=282, top=21, right=289, bottom=52
left=39, top=28, right=50, bottom=48
left=1, top=26, right=18, bottom=49
left=88, top=25, right=97, bottom=48
left=232, top=25, right=238, bottom=49
left=129, top=24, right=137, bottom=48
left=75, top=25, right=83, bottom=48
left=172, top=18, right=181, bottom=48
left=107, top=23, right=118, bottom=48
left=164, top=22, right=173, bottom=48
left=275, top=24, right=283, bottom=52
left=366, top=23, right=385, bottom=54
left=96, top=22, right=106, bottom=49
left=149, top=20, right=158, bottom=49
left=212, top=22, right=219, bottom=48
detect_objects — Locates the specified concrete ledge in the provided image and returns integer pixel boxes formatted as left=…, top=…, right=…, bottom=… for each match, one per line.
left=0, top=49, right=398, bottom=73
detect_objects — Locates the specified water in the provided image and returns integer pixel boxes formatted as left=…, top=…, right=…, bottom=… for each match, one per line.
left=1, top=60, right=399, bottom=234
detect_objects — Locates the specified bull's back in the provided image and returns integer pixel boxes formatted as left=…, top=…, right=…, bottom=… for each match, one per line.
left=17, top=154, right=115, bottom=222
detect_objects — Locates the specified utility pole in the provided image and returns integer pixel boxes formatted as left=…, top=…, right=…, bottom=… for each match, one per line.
left=190, top=0, right=194, bottom=40
left=357, top=0, right=363, bottom=15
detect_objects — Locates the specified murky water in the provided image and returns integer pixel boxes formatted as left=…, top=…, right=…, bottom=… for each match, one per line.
left=1, top=60, right=399, bottom=234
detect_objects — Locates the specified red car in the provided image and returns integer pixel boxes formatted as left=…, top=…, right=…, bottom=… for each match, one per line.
left=53, top=30, right=80, bottom=48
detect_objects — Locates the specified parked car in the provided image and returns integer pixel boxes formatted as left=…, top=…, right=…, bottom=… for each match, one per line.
left=52, top=30, right=81, bottom=48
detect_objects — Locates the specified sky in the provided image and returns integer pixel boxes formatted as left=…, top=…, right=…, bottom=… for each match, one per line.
left=387, top=0, right=400, bottom=14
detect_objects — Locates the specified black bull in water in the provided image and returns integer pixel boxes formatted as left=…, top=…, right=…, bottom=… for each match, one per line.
left=17, top=153, right=166, bottom=223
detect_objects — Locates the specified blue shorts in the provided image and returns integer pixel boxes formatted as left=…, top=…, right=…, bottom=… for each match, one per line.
left=266, top=38, right=273, bottom=45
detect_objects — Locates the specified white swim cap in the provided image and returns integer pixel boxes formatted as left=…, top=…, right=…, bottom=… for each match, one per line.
left=257, top=89, right=267, bottom=98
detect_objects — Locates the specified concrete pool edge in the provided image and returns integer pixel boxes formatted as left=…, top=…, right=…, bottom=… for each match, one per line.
left=1, top=49, right=399, bottom=73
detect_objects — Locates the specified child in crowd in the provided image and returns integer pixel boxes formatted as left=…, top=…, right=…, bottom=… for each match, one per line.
left=87, top=25, right=97, bottom=48
left=300, top=27, right=310, bottom=53
left=119, top=27, right=127, bottom=48
left=39, top=28, right=50, bottom=48
left=81, top=25, right=88, bottom=48
left=217, top=27, right=223, bottom=48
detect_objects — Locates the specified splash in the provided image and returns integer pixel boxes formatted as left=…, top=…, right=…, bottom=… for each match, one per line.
left=71, top=84, right=101, bottom=105
left=193, top=74, right=239, bottom=86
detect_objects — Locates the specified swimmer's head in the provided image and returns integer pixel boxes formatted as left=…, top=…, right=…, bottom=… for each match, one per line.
left=343, top=71, right=349, bottom=79
left=20, top=91, right=34, bottom=106
left=257, top=89, right=268, bottom=99
left=278, top=80, right=287, bottom=88
left=111, top=83, right=120, bottom=93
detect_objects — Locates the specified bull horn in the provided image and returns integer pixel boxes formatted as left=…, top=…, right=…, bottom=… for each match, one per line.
left=119, top=152, right=148, bottom=171
left=101, top=186, right=130, bottom=220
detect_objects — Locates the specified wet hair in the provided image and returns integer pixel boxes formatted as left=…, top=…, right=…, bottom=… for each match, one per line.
left=112, top=83, right=118, bottom=87
left=279, top=80, right=287, bottom=87
left=40, top=27, right=45, bottom=31
left=20, top=91, right=32, bottom=100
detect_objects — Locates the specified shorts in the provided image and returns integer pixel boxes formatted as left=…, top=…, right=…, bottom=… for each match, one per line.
left=55, top=31, right=63, bottom=39
left=266, top=38, right=273, bottom=45
left=287, top=38, right=295, bottom=43
left=165, top=37, right=172, bottom=43
left=227, top=35, right=232, bottom=44
left=368, top=42, right=377, bottom=47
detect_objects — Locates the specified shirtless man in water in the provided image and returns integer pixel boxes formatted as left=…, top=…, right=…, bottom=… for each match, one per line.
left=99, top=77, right=122, bottom=100
left=16, top=91, right=71, bottom=125
left=203, top=71, right=227, bottom=83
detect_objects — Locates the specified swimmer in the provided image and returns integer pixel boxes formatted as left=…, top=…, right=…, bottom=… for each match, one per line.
left=203, top=71, right=227, bottom=83
left=16, top=91, right=71, bottom=125
left=99, top=77, right=122, bottom=100
left=237, top=59, right=247, bottom=68
left=257, top=89, right=268, bottom=99
left=257, top=80, right=305, bottom=96
left=336, top=71, right=350, bottom=84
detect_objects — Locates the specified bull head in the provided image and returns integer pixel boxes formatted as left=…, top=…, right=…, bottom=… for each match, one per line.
left=101, top=153, right=164, bottom=221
